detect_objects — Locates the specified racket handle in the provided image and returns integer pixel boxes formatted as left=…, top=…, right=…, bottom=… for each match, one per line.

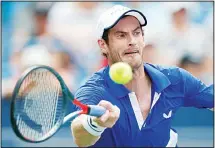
left=88, top=105, right=106, bottom=117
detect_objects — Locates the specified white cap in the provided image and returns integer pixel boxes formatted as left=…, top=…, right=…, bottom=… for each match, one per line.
left=96, top=5, right=147, bottom=39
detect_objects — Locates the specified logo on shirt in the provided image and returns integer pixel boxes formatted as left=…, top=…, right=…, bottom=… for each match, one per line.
left=163, top=110, right=172, bottom=119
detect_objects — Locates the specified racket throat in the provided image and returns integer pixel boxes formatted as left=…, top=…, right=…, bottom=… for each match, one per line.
left=73, top=99, right=90, bottom=114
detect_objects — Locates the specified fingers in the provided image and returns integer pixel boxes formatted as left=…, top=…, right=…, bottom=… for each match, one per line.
left=93, top=100, right=120, bottom=128
left=98, top=100, right=120, bottom=120
left=100, top=110, right=110, bottom=122
left=111, top=105, right=120, bottom=119
left=98, top=100, right=115, bottom=112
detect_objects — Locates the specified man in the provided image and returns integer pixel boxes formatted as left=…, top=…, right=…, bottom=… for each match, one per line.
left=71, top=5, right=214, bottom=147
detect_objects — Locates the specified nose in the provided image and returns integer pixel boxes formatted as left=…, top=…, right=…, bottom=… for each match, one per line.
left=127, top=34, right=137, bottom=47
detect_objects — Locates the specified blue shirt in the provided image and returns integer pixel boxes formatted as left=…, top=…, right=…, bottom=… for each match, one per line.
left=75, top=63, right=214, bottom=147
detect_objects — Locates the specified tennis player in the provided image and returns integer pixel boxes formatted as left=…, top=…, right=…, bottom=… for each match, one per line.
left=71, top=5, right=214, bottom=147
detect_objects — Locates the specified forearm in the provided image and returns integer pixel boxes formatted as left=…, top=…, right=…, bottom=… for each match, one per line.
left=71, top=100, right=120, bottom=147
left=71, top=114, right=100, bottom=147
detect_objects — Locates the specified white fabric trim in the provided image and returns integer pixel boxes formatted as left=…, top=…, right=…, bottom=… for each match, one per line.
left=151, top=92, right=161, bottom=110
left=128, top=91, right=161, bottom=130
left=129, top=92, right=144, bottom=130
left=166, top=129, right=178, bottom=147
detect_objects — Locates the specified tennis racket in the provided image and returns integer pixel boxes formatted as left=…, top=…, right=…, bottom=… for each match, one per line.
left=10, top=65, right=106, bottom=143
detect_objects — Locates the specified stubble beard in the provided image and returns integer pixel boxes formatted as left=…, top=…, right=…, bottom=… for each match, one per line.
left=108, top=52, right=143, bottom=70
left=107, top=46, right=144, bottom=70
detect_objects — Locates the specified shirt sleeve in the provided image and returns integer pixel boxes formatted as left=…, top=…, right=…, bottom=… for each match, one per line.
left=180, top=68, right=214, bottom=108
left=73, top=82, right=105, bottom=111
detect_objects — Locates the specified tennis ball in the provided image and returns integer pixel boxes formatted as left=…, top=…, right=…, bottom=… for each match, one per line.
left=109, top=62, right=133, bottom=84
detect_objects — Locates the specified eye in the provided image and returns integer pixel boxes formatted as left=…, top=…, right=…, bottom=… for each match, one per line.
left=134, top=31, right=141, bottom=36
left=116, top=33, right=125, bottom=38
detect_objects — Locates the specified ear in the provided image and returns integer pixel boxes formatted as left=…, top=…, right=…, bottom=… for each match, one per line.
left=98, top=39, right=108, bottom=56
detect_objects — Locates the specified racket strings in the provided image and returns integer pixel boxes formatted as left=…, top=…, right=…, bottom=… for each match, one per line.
left=14, top=69, right=64, bottom=140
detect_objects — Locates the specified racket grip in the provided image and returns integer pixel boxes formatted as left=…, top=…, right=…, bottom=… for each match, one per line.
left=88, top=105, right=106, bottom=117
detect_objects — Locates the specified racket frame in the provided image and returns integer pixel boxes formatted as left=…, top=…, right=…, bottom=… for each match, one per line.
left=10, top=65, right=69, bottom=143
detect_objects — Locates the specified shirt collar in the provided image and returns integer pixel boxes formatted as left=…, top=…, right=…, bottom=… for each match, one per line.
left=105, top=63, right=171, bottom=98
left=144, top=63, right=171, bottom=93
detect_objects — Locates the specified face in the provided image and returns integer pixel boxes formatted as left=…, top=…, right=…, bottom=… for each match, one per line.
left=99, top=16, right=145, bottom=70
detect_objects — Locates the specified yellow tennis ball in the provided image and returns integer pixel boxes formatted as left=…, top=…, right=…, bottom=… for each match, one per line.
left=109, top=62, right=133, bottom=84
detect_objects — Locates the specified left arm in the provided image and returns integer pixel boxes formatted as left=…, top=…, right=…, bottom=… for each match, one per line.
left=180, top=68, right=214, bottom=109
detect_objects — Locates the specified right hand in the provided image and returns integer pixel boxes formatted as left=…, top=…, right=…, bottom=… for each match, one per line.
left=71, top=100, right=120, bottom=147
left=93, top=100, right=120, bottom=128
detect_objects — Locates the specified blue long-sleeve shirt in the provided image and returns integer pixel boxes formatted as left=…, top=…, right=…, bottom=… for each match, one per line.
left=75, top=63, right=214, bottom=147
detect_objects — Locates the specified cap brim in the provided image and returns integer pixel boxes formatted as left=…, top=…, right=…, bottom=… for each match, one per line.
left=104, top=9, right=147, bottom=31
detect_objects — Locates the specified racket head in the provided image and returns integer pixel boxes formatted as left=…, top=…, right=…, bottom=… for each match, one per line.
left=10, top=65, right=69, bottom=143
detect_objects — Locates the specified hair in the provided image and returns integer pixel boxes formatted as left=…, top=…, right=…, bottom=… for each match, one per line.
left=102, top=29, right=109, bottom=44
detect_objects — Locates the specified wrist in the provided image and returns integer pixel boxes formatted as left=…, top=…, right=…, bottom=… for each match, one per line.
left=82, top=115, right=106, bottom=136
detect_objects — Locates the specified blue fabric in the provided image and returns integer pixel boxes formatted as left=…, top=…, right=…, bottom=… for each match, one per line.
left=75, top=63, right=214, bottom=147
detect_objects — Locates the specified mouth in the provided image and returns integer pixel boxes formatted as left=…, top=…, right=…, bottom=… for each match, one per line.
left=124, top=50, right=139, bottom=55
